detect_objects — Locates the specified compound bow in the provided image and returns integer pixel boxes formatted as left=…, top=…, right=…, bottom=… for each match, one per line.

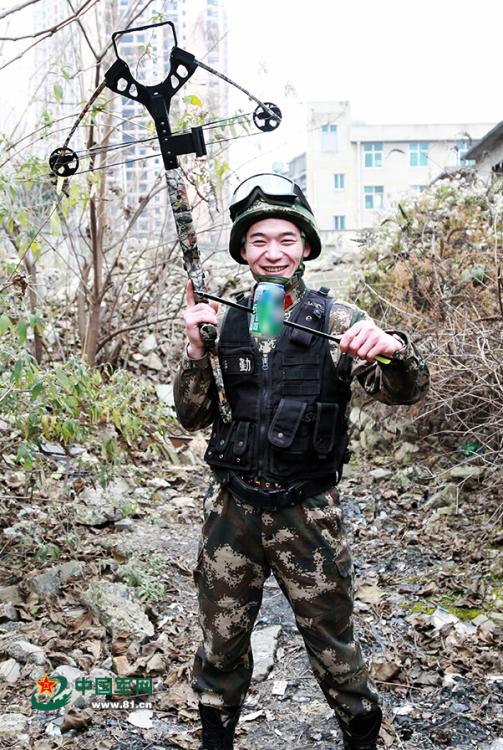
left=49, top=19, right=282, bottom=422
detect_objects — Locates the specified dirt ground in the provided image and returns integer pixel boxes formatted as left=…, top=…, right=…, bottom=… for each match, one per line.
left=0, top=440, right=502, bottom=750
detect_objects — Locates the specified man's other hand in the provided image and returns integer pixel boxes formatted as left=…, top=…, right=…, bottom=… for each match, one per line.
left=339, top=320, right=403, bottom=362
left=183, top=281, right=219, bottom=359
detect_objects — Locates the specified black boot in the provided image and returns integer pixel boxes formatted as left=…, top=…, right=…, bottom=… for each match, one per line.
left=199, top=704, right=241, bottom=750
left=338, top=707, right=382, bottom=750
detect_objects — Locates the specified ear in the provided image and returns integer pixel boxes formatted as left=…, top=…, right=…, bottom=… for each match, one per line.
left=303, top=241, right=311, bottom=259
left=240, top=243, right=247, bottom=262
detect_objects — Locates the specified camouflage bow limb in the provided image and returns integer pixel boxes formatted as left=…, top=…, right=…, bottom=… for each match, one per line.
left=166, top=170, right=232, bottom=423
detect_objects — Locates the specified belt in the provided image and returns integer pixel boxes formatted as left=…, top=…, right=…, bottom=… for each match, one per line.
left=214, top=470, right=338, bottom=512
left=242, top=475, right=290, bottom=491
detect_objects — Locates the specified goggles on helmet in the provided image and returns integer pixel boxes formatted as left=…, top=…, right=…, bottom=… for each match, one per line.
left=229, top=173, right=313, bottom=220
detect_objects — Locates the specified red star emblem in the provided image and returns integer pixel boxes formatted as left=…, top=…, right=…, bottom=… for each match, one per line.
left=35, top=674, right=58, bottom=696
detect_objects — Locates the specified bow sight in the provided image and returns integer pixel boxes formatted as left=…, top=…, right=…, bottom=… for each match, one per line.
left=49, top=19, right=282, bottom=178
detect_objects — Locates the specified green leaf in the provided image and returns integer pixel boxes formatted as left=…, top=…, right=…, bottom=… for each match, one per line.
left=0, top=313, right=11, bottom=337
left=53, top=83, right=64, bottom=103
left=184, top=94, right=203, bottom=107
left=11, top=358, right=24, bottom=384
left=16, top=443, right=33, bottom=470
left=31, top=382, right=44, bottom=400
left=17, top=319, right=27, bottom=345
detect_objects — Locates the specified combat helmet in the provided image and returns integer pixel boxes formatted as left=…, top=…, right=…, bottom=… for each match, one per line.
left=228, top=173, right=322, bottom=265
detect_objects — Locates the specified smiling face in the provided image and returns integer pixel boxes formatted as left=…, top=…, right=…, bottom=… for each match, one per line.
left=240, top=218, right=311, bottom=278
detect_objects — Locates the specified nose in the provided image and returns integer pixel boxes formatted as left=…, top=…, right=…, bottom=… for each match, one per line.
left=263, top=240, right=284, bottom=261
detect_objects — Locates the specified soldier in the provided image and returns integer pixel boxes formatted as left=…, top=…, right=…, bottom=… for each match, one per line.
left=173, top=173, right=429, bottom=750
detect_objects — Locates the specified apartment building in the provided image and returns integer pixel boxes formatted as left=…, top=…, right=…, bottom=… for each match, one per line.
left=32, top=0, right=228, bottom=239
left=288, top=102, right=495, bottom=239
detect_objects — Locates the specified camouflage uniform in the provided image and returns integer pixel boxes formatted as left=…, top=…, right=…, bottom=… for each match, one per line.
left=173, top=286, right=429, bottom=723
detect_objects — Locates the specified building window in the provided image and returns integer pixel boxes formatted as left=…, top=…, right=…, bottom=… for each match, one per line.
left=334, top=173, right=345, bottom=190
left=334, top=215, right=346, bottom=230
left=364, top=186, right=384, bottom=209
left=364, top=142, right=383, bottom=168
left=321, top=124, right=337, bottom=151
left=410, top=142, right=428, bottom=167
left=456, top=141, right=475, bottom=166
left=411, top=185, right=426, bottom=194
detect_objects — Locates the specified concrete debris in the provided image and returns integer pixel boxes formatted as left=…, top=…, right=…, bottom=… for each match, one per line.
left=0, top=712, right=28, bottom=735
left=73, top=478, right=135, bottom=526
left=81, top=581, right=154, bottom=639
left=0, top=658, right=20, bottom=683
left=251, top=625, right=281, bottom=682
left=6, top=640, right=46, bottom=666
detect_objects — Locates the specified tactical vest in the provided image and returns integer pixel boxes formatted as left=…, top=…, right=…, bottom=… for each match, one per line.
left=204, top=289, right=353, bottom=490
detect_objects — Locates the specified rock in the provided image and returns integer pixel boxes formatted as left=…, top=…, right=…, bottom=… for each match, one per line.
left=0, top=659, right=20, bottom=683
left=360, top=427, right=389, bottom=451
left=424, top=483, right=459, bottom=510
left=394, top=441, right=420, bottom=463
left=447, top=464, right=484, bottom=481
left=27, top=571, right=61, bottom=595
left=81, top=582, right=154, bottom=639
left=38, top=441, right=67, bottom=457
left=0, top=586, right=22, bottom=605
left=6, top=640, right=46, bottom=666
left=0, top=712, right=28, bottom=735
left=139, top=334, right=158, bottom=355
left=0, top=603, right=18, bottom=622
left=73, top=479, right=134, bottom=526
left=272, top=680, right=288, bottom=697
left=58, top=560, right=85, bottom=583
left=442, top=673, right=465, bottom=689
left=143, top=352, right=163, bottom=371
left=472, top=614, right=495, bottom=632
left=2, top=520, right=41, bottom=547
left=369, top=468, right=392, bottom=481
left=349, top=407, right=375, bottom=431
left=27, top=560, right=85, bottom=595
left=114, top=518, right=135, bottom=532
left=431, top=608, right=459, bottom=630
left=251, top=625, right=281, bottom=682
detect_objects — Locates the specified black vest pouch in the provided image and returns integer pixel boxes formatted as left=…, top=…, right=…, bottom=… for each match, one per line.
left=313, top=402, right=340, bottom=456
left=205, top=419, right=254, bottom=471
left=232, top=421, right=250, bottom=457
left=268, top=399, right=307, bottom=449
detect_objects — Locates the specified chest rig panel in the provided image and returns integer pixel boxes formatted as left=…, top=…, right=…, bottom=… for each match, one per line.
left=204, top=290, right=353, bottom=491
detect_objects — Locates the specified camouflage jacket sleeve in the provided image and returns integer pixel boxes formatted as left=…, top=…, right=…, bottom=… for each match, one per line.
left=327, top=300, right=430, bottom=405
left=173, top=348, right=218, bottom=431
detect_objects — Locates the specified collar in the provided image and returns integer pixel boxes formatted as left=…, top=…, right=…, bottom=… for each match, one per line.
left=284, top=277, right=306, bottom=309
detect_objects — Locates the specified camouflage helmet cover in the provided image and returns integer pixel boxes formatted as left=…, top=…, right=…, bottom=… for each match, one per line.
left=228, top=175, right=322, bottom=265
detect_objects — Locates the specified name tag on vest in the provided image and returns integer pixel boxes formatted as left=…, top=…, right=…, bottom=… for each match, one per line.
left=222, top=354, right=255, bottom=375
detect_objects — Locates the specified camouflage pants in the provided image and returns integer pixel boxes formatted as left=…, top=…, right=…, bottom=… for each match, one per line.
left=192, top=475, right=379, bottom=720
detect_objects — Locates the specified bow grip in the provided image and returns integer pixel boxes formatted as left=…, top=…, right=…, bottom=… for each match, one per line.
left=200, top=322, right=218, bottom=351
